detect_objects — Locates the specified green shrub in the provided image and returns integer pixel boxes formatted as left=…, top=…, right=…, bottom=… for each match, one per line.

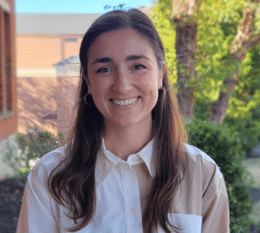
left=186, top=118, right=254, bottom=233
left=2, top=127, right=64, bottom=177
left=224, top=116, right=260, bottom=156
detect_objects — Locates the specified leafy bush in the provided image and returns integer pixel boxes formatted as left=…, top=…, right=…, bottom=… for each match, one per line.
left=2, top=127, right=64, bottom=177
left=186, top=118, right=254, bottom=233
left=224, top=114, right=260, bottom=157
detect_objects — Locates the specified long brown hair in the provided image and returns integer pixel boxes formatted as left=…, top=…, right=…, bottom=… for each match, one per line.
left=48, top=9, right=187, bottom=232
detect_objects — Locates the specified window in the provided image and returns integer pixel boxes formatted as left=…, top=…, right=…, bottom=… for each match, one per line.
left=0, top=7, right=12, bottom=115
left=65, top=38, right=78, bottom=43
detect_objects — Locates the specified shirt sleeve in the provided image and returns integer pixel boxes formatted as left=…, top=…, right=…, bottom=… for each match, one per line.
left=202, top=164, right=230, bottom=233
left=16, top=164, right=59, bottom=233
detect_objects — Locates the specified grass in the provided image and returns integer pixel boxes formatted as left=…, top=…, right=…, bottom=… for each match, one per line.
left=243, top=157, right=260, bottom=224
left=243, top=157, right=260, bottom=189
left=250, top=203, right=260, bottom=224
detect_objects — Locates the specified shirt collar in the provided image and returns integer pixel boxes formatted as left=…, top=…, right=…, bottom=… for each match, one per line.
left=95, top=138, right=156, bottom=186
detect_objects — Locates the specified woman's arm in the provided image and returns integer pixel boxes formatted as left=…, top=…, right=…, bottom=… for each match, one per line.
left=202, top=164, right=230, bottom=233
left=16, top=165, right=59, bottom=233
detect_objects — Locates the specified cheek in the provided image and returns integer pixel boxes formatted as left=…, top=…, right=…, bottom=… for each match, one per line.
left=145, top=83, right=160, bottom=102
left=89, top=80, right=110, bottom=101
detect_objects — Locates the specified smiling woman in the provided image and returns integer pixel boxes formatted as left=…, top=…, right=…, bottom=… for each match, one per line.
left=86, top=28, right=164, bottom=146
left=16, top=8, right=230, bottom=233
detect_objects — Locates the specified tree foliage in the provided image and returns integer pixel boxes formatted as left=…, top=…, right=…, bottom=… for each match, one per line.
left=149, top=2, right=178, bottom=87
left=150, top=0, right=260, bottom=123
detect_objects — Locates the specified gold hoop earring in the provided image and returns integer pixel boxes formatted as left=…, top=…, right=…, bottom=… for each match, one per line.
left=84, top=92, right=93, bottom=106
left=158, top=87, right=166, bottom=101
left=161, top=86, right=166, bottom=94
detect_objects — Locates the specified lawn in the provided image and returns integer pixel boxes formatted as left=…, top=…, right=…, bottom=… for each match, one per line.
left=243, top=157, right=260, bottom=188
left=243, top=157, right=260, bottom=224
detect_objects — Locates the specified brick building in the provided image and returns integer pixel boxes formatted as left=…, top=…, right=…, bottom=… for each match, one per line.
left=54, top=54, right=80, bottom=137
left=16, top=14, right=101, bottom=135
left=0, top=0, right=17, bottom=178
left=16, top=13, right=101, bottom=78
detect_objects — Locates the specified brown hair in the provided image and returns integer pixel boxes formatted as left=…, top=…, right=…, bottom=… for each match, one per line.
left=48, top=8, right=187, bottom=233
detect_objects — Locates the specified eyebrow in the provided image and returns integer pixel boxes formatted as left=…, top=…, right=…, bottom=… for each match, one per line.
left=91, top=55, right=150, bottom=65
left=126, top=55, right=150, bottom=61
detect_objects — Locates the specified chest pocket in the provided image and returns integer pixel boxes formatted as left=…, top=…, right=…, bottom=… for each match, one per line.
left=157, top=213, right=202, bottom=233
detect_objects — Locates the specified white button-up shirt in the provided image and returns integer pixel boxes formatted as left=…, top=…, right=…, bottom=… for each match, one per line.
left=16, top=139, right=230, bottom=233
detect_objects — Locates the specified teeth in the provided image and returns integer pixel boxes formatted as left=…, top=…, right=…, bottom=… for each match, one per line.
left=112, top=98, right=138, bottom=106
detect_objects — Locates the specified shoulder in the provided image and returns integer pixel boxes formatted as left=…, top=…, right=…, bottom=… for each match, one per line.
left=184, top=143, right=223, bottom=179
left=28, top=145, right=67, bottom=186
left=183, top=144, right=225, bottom=198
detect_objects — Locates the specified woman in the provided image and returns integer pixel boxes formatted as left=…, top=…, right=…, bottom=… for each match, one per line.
left=17, top=9, right=230, bottom=233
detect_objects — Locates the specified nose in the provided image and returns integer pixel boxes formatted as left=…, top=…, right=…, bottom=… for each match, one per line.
left=112, top=69, right=132, bottom=94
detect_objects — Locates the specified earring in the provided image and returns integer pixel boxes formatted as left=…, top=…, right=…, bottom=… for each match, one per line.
left=160, top=86, right=166, bottom=94
left=84, top=92, right=93, bottom=106
left=158, top=87, right=166, bottom=101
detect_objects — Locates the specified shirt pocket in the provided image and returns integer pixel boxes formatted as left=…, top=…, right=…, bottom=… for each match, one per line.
left=157, top=213, right=202, bottom=233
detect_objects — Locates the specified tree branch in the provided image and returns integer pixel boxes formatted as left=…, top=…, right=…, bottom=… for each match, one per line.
left=209, top=1, right=260, bottom=123
left=229, top=3, right=257, bottom=55
left=245, top=33, right=260, bottom=49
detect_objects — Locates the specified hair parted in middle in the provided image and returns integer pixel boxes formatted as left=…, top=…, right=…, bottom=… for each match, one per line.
left=48, top=8, right=187, bottom=233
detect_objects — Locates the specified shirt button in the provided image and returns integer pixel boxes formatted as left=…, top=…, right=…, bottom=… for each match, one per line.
left=130, top=207, right=136, bottom=215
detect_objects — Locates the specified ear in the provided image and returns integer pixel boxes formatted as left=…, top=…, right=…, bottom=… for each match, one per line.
left=158, top=62, right=166, bottom=89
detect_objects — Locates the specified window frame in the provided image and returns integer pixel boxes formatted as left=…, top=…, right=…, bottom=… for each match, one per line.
left=0, top=6, right=13, bottom=117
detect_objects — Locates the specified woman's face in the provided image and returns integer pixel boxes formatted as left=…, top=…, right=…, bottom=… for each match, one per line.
left=86, top=28, right=165, bottom=129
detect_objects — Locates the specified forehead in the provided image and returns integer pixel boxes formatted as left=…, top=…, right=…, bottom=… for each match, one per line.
left=87, top=28, right=155, bottom=62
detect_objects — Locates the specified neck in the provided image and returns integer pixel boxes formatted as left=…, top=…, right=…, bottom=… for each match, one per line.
left=103, top=118, right=153, bottom=161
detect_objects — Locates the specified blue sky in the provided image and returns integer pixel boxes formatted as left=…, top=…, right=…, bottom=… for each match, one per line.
left=16, top=0, right=155, bottom=14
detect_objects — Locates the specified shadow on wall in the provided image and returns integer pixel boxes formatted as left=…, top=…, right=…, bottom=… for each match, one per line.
left=56, top=76, right=79, bottom=138
left=17, top=76, right=80, bottom=137
left=17, top=77, right=57, bottom=135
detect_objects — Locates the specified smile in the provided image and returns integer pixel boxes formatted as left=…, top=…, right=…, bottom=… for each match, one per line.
left=111, top=97, right=139, bottom=106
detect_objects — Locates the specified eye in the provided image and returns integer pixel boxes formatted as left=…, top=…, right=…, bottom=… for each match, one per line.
left=96, top=67, right=112, bottom=73
left=133, top=64, right=146, bottom=70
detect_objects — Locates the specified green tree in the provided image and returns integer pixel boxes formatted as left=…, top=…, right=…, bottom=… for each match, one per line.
left=209, top=0, right=260, bottom=123
left=151, top=0, right=260, bottom=123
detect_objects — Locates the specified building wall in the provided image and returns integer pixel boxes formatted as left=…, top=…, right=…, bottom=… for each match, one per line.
left=0, top=0, right=17, bottom=142
left=56, top=76, right=79, bottom=138
left=16, top=34, right=83, bottom=78
left=0, top=113, right=17, bottom=140
left=17, top=35, right=61, bottom=68
left=17, top=77, right=57, bottom=135
left=64, top=37, right=82, bottom=59
left=17, top=76, right=79, bottom=137
left=16, top=32, right=83, bottom=135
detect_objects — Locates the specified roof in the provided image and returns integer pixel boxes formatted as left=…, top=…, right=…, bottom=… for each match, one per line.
left=53, top=53, right=80, bottom=66
left=16, top=6, right=153, bottom=35
left=16, top=13, right=102, bottom=35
